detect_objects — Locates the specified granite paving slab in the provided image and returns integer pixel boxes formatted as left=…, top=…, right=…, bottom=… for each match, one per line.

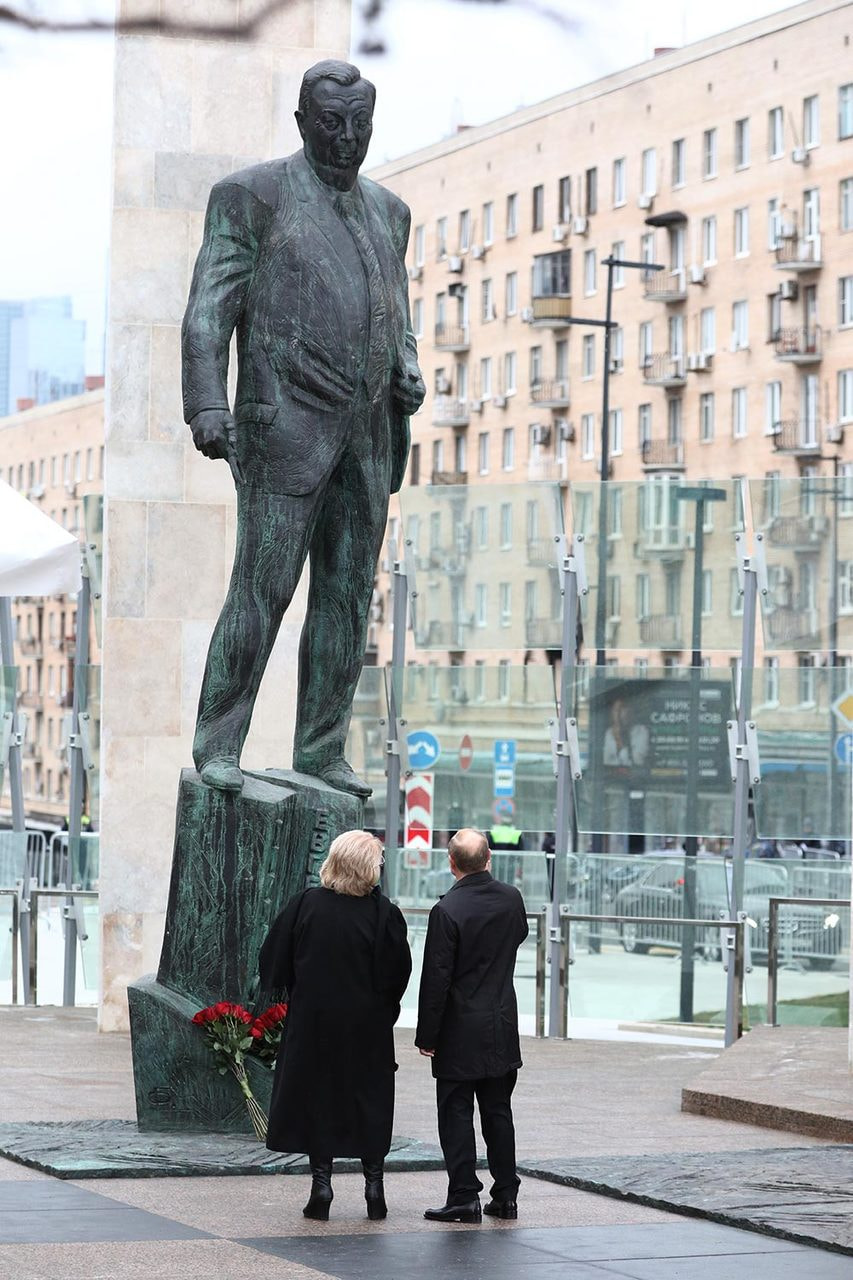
left=519, top=1145, right=853, bottom=1256
left=0, top=1121, right=445, bottom=1180
left=0, top=1180, right=209, bottom=1245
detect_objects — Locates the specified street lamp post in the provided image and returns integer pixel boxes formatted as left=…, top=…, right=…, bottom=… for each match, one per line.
left=675, top=485, right=727, bottom=1023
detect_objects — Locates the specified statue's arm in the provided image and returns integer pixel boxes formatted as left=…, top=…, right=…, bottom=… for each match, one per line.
left=181, top=181, right=268, bottom=424
left=389, top=199, right=426, bottom=415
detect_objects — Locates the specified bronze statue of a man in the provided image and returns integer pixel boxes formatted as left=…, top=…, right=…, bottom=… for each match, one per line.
left=182, top=59, right=425, bottom=797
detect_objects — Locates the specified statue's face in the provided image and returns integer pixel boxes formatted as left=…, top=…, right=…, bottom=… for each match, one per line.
left=299, top=78, right=374, bottom=175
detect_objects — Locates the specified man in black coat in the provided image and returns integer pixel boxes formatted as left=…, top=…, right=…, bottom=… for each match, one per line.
left=416, top=828, right=529, bottom=1223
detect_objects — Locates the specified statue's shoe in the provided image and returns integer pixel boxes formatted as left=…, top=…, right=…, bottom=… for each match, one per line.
left=300, top=758, right=373, bottom=798
left=199, top=757, right=244, bottom=793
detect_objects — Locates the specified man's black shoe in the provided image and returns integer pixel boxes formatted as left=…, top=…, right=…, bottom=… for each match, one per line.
left=483, top=1199, right=517, bottom=1219
left=424, top=1200, right=482, bottom=1223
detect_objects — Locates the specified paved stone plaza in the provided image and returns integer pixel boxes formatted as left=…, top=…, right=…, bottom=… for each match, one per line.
left=0, top=1008, right=849, bottom=1278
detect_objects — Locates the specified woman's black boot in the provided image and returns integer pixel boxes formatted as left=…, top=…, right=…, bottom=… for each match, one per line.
left=303, top=1159, right=333, bottom=1220
left=362, top=1158, right=387, bottom=1220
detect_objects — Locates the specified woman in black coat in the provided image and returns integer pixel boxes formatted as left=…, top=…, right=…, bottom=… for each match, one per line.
left=259, top=830, right=411, bottom=1221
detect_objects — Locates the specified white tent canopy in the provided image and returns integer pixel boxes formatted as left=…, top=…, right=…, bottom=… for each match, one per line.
left=0, top=479, right=82, bottom=598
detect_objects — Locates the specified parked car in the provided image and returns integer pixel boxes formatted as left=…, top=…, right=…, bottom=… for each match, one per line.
left=613, top=858, right=844, bottom=969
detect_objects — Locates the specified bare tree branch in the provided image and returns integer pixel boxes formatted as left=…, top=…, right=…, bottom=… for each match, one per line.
left=0, top=0, right=290, bottom=40
left=357, top=0, right=582, bottom=56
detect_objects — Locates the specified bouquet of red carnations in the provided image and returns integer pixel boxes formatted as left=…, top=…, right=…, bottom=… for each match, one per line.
left=191, top=1001, right=288, bottom=1141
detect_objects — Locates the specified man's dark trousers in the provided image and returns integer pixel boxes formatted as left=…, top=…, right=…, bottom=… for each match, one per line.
left=437, top=1071, right=519, bottom=1206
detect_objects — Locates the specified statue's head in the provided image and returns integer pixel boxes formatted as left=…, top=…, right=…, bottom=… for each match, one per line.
left=296, top=60, right=375, bottom=187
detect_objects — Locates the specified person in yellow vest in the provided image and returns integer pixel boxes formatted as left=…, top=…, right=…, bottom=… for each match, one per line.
left=487, top=822, right=525, bottom=887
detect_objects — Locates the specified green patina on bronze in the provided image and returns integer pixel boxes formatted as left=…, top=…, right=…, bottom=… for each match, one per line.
left=128, top=770, right=362, bottom=1134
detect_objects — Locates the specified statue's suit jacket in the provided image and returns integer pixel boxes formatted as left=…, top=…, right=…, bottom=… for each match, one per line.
left=182, top=148, right=416, bottom=496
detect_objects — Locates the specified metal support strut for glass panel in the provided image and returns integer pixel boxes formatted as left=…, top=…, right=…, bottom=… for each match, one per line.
left=0, top=597, right=31, bottom=1003
left=63, top=562, right=92, bottom=1006
left=382, top=538, right=411, bottom=904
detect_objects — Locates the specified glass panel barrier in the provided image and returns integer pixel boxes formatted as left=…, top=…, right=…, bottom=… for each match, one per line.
left=570, top=479, right=745, bottom=654
left=0, top=831, right=28, bottom=888
left=752, top=666, right=852, bottom=841
left=67, top=834, right=99, bottom=891
left=771, top=901, right=849, bottom=1027
left=79, top=665, right=101, bottom=827
left=0, top=665, right=16, bottom=795
left=573, top=666, right=735, bottom=837
left=389, top=846, right=553, bottom=914
left=83, top=493, right=103, bottom=647
left=750, top=475, right=853, bottom=654
left=0, top=894, right=21, bottom=1004
left=397, top=483, right=565, bottom=651
left=391, top=663, right=558, bottom=844
left=344, top=665, right=388, bottom=832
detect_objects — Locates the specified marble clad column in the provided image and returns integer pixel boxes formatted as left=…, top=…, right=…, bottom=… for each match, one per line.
left=101, top=0, right=353, bottom=1032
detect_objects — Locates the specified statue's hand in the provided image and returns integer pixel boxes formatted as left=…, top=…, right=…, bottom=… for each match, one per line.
left=190, top=409, right=234, bottom=461
left=393, top=365, right=426, bottom=416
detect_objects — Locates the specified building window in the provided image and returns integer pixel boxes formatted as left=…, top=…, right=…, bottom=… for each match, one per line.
left=609, top=407, right=623, bottom=456
left=506, top=192, right=518, bottom=238
left=732, top=386, right=748, bottom=438
left=701, top=215, right=717, bottom=265
left=474, top=583, right=488, bottom=628
left=436, top=216, right=448, bottom=258
left=729, top=568, right=744, bottom=616
left=585, top=166, right=598, bottom=215
left=734, top=117, right=750, bottom=168
left=532, top=249, right=571, bottom=297
left=478, top=432, right=490, bottom=475
left=701, top=569, right=713, bottom=616
left=765, top=381, right=782, bottom=434
left=583, top=248, right=596, bottom=295
left=839, top=83, right=853, bottom=140
left=839, top=562, right=853, bottom=615
left=767, top=197, right=781, bottom=249
left=641, top=147, right=657, bottom=197
left=839, top=369, right=853, bottom=422
left=734, top=206, right=749, bottom=257
left=480, top=356, right=492, bottom=398
left=700, top=306, right=716, bottom=354
left=529, top=345, right=542, bottom=386
left=431, top=439, right=444, bottom=474
left=699, top=392, right=715, bottom=442
left=412, top=298, right=424, bottom=338
left=672, top=137, right=685, bottom=187
left=612, top=157, right=626, bottom=207
left=454, top=433, right=467, bottom=473
left=702, top=127, right=717, bottom=178
left=840, top=461, right=853, bottom=517
left=580, top=413, right=595, bottom=461
left=763, top=657, right=779, bottom=704
left=474, top=505, right=488, bottom=548
left=482, top=201, right=494, bottom=246
left=498, top=660, right=511, bottom=701
left=732, top=300, right=749, bottom=349
left=499, top=502, right=512, bottom=548
left=803, top=187, right=820, bottom=239
left=638, top=321, right=652, bottom=366
left=409, top=442, right=420, bottom=485
left=610, top=326, right=624, bottom=372
left=841, top=178, right=853, bottom=232
left=499, top=583, right=511, bottom=628
left=611, top=241, right=626, bottom=288
left=532, top=183, right=544, bottom=232
left=638, top=403, right=651, bottom=448
left=798, top=655, right=816, bottom=704
left=840, top=276, right=853, bottom=327
left=505, top=271, right=518, bottom=316
left=582, top=334, right=595, bottom=379
left=502, top=427, right=515, bottom=471
left=768, top=105, right=784, bottom=158
left=555, top=339, right=568, bottom=381
left=558, top=175, right=571, bottom=222
left=504, top=351, right=517, bottom=395
left=803, top=94, right=820, bottom=148
left=667, top=396, right=683, bottom=445
left=414, top=224, right=425, bottom=266
left=481, top=278, right=494, bottom=323
left=640, top=231, right=654, bottom=264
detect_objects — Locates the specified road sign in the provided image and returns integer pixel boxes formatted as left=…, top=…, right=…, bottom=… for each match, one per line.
left=492, top=797, right=516, bottom=822
left=493, top=766, right=515, bottom=797
left=834, top=732, right=853, bottom=766
left=831, top=690, right=853, bottom=727
left=404, top=773, right=433, bottom=869
left=493, top=739, right=517, bottom=767
left=407, top=730, right=441, bottom=771
left=459, top=734, right=474, bottom=772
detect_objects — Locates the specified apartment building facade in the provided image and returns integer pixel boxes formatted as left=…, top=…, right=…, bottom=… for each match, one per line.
left=0, top=389, right=104, bottom=825
left=369, top=0, right=853, bottom=682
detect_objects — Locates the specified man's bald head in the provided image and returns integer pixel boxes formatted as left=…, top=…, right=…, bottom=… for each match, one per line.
left=448, top=828, right=490, bottom=875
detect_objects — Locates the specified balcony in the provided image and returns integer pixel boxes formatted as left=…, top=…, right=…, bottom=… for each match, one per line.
left=639, top=614, right=683, bottom=647
left=430, top=470, right=468, bottom=486
left=530, top=378, right=570, bottom=409
left=434, top=323, right=470, bottom=352
left=527, top=456, right=568, bottom=485
left=642, top=353, right=686, bottom=388
left=774, top=236, right=822, bottom=272
left=766, top=606, right=821, bottom=646
left=641, top=439, right=685, bottom=470
left=431, top=397, right=470, bottom=427
left=18, top=636, right=42, bottom=656
left=642, top=269, right=687, bottom=303
left=525, top=618, right=561, bottom=647
left=530, top=295, right=572, bottom=328
left=422, top=619, right=470, bottom=649
left=770, top=419, right=822, bottom=456
left=19, top=691, right=40, bottom=708
left=527, top=537, right=561, bottom=566
left=765, top=514, right=830, bottom=549
left=774, top=326, right=822, bottom=364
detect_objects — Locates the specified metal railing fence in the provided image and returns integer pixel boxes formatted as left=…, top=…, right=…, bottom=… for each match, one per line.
left=766, top=896, right=850, bottom=1026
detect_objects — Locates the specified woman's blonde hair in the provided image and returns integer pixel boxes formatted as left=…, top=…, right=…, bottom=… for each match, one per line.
left=319, top=830, right=383, bottom=896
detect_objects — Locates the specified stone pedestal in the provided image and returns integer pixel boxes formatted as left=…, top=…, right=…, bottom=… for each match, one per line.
left=128, top=768, right=362, bottom=1133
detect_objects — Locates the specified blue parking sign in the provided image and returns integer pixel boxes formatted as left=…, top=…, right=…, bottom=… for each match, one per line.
left=493, top=739, right=517, bottom=767
left=834, top=732, right=853, bottom=767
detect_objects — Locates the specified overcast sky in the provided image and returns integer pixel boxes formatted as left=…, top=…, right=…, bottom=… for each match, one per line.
left=0, top=0, right=800, bottom=375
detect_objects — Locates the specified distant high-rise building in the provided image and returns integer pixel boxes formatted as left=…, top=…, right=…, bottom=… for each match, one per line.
left=0, top=297, right=86, bottom=416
